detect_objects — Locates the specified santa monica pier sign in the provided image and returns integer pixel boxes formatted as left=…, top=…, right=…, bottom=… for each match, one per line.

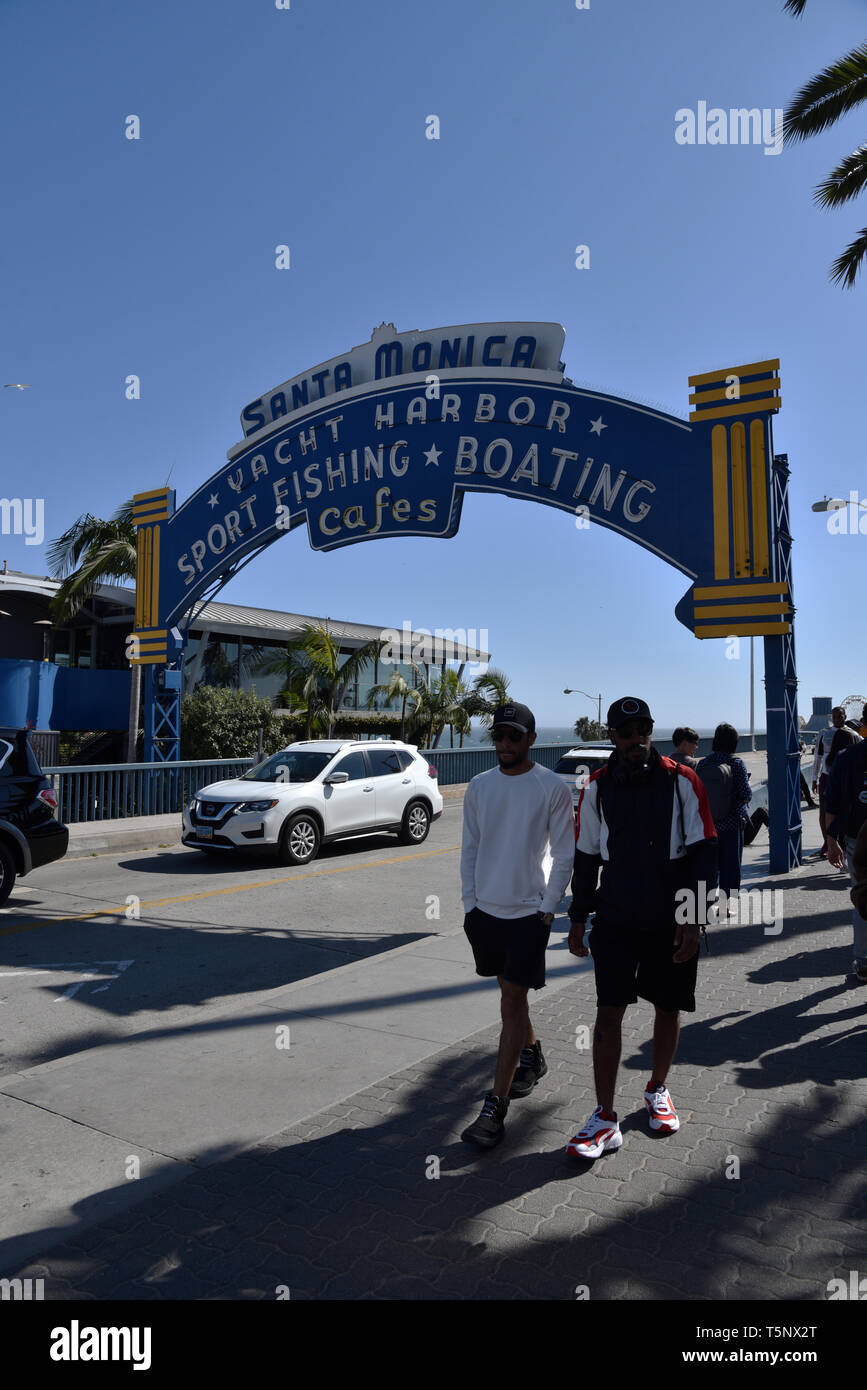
left=130, top=321, right=801, bottom=870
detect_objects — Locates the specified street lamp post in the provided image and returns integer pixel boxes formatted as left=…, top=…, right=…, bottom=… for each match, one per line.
left=563, top=687, right=602, bottom=727
left=811, top=493, right=867, bottom=522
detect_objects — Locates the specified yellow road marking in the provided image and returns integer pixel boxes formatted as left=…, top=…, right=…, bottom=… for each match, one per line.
left=0, top=845, right=459, bottom=936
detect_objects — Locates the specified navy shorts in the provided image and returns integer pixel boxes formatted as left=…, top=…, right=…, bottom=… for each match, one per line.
left=590, top=919, right=698, bottom=1013
left=463, top=907, right=551, bottom=990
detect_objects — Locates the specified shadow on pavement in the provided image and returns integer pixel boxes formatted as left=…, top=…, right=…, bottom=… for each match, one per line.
left=2, top=1016, right=865, bottom=1301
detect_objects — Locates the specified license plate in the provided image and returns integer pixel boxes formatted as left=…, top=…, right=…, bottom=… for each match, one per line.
left=198, top=826, right=213, bottom=840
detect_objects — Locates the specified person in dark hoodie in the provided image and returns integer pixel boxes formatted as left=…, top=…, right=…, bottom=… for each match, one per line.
left=565, top=697, right=717, bottom=1159
left=824, top=703, right=867, bottom=984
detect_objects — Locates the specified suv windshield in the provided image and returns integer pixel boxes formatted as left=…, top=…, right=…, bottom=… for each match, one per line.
left=555, top=756, right=588, bottom=774
left=555, top=756, right=608, bottom=778
left=242, top=750, right=333, bottom=784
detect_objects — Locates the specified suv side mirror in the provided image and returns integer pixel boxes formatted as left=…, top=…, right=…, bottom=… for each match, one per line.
left=324, top=771, right=350, bottom=784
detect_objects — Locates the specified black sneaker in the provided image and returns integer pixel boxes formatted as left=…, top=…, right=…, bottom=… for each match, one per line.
left=509, top=1041, right=548, bottom=1098
left=461, top=1093, right=509, bottom=1148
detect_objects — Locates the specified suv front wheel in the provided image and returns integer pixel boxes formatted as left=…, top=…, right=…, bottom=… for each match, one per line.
left=278, top=812, right=321, bottom=866
left=399, top=800, right=431, bottom=846
left=0, top=841, right=17, bottom=908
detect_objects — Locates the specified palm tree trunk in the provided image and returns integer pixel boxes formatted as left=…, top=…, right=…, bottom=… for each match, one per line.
left=400, top=694, right=406, bottom=742
left=127, top=663, right=141, bottom=763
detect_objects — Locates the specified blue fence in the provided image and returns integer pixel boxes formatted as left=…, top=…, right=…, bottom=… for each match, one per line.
left=44, top=746, right=567, bottom=823
left=45, top=758, right=256, bottom=824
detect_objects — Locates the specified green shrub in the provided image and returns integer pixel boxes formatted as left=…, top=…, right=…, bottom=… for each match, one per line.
left=181, top=687, right=298, bottom=760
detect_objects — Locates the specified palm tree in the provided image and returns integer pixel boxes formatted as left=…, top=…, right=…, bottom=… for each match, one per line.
left=258, top=622, right=383, bottom=737
left=46, top=500, right=141, bottom=762
left=409, top=668, right=468, bottom=750
left=783, top=0, right=867, bottom=286
left=438, top=668, right=473, bottom=749
left=472, top=667, right=512, bottom=737
left=365, top=668, right=423, bottom=740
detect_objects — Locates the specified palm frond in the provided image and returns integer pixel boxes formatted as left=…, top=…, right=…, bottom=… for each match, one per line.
left=783, top=0, right=808, bottom=15
left=783, top=43, right=867, bottom=143
left=50, top=538, right=137, bottom=621
left=335, top=638, right=383, bottom=688
left=814, top=144, right=867, bottom=207
left=829, top=225, right=867, bottom=287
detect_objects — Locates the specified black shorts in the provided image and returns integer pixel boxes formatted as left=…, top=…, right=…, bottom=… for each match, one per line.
left=463, top=907, right=551, bottom=990
left=589, top=919, right=698, bottom=1013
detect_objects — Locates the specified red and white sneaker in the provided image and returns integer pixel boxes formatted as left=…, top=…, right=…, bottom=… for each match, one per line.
left=644, top=1083, right=680, bottom=1133
left=565, top=1105, right=622, bottom=1159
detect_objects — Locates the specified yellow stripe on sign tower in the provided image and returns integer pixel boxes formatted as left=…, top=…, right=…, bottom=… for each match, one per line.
left=132, top=488, right=173, bottom=525
left=690, top=362, right=780, bottom=622
left=128, top=630, right=168, bottom=665
left=730, top=423, right=750, bottom=577
left=130, top=487, right=175, bottom=664
left=688, top=359, right=780, bottom=424
left=750, top=419, right=770, bottom=577
left=711, top=426, right=730, bottom=580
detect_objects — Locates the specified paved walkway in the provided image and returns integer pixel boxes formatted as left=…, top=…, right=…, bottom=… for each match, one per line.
left=4, top=806, right=865, bottom=1301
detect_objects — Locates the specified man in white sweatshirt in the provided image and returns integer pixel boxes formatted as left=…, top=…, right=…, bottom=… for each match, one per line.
left=460, top=701, right=576, bottom=1148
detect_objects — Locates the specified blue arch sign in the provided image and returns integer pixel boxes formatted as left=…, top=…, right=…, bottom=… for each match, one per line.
left=130, top=322, right=801, bottom=871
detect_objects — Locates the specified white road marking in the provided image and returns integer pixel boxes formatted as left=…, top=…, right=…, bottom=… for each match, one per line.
left=0, top=960, right=134, bottom=1002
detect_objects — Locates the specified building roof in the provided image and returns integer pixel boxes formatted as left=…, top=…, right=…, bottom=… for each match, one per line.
left=0, top=571, right=490, bottom=662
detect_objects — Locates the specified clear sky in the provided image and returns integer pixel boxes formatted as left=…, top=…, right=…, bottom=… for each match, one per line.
left=2, top=0, right=866, bottom=729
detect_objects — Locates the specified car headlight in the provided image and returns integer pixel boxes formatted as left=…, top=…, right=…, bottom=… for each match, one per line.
left=233, top=800, right=279, bottom=813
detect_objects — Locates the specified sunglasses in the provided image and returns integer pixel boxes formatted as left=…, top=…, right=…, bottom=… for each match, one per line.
left=616, top=721, right=653, bottom=738
left=492, top=727, right=526, bottom=743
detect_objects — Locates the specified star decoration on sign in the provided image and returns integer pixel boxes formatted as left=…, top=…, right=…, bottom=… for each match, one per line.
left=423, top=444, right=442, bottom=466
left=208, top=492, right=219, bottom=509
left=589, top=416, right=607, bottom=436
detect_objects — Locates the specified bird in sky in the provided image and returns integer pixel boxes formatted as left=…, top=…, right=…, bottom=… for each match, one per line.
left=3, top=383, right=32, bottom=390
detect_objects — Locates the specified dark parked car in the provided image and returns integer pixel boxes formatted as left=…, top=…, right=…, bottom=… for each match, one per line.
left=0, top=728, right=69, bottom=907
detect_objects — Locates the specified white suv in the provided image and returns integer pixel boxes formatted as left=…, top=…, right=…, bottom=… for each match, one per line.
left=553, top=744, right=615, bottom=810
left=182, top=739, right=444, bottom=865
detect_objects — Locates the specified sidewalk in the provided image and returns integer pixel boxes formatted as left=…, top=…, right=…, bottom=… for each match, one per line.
left=3, top=807, right=865, bottom=1300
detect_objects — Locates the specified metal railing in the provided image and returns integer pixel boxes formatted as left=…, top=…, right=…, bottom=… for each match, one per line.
left=44, top=758, right=256, bottom=824
left=422, top=743, right=564, bottom=783
left=43, top=743, right=786, bottom=823
left=43, top=746, right=569, bottom=823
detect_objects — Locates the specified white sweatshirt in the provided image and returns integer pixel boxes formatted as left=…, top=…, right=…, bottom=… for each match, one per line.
left=460, top=762, right=576, bottom=919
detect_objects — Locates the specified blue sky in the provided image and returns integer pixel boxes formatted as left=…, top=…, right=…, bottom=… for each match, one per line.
left=2, top=0, right=866, bottom=729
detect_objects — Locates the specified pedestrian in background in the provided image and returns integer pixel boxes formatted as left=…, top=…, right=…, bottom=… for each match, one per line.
left=696, top=724, right=751, bottom=900
left=812, top=707, right=858, bottom=856
left=460, top=701, right=575, bottom=1149
left=672, top=727, right=700, bottom=769
left=825, top=705, right=867, bottom=984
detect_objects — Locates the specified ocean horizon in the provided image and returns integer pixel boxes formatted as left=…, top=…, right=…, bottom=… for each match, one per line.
left=435, top=725, right=768, bottom=751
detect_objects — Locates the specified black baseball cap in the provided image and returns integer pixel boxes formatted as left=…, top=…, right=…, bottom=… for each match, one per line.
left=606, top=696, right=653, bottom=729
left=492, top=701, right=535, bottom=734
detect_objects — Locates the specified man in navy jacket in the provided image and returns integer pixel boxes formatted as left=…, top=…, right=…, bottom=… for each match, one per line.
left=565, top=697, right=718, bottom=1159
